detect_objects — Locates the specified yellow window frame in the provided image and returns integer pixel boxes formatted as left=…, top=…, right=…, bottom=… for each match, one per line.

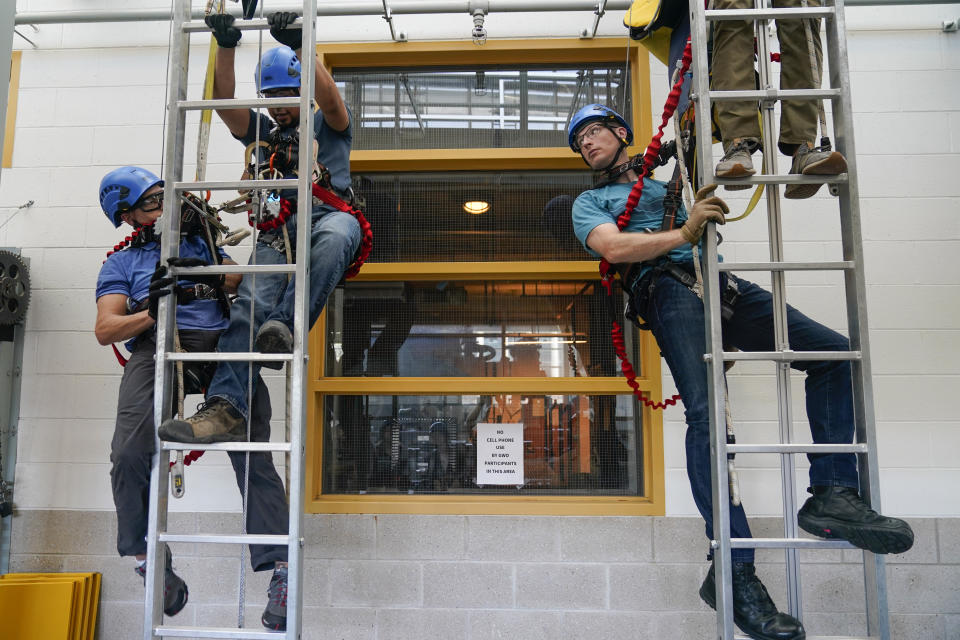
left=4, top=51, right=21, bottom=168
left=305, top=39, right=666, bottom=516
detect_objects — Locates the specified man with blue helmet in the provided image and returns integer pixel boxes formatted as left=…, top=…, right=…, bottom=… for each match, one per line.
left=160, top=11, right=357, bottom=433
left=567, top=105, right=913, bottom=640
left=95, top=166, right=291, bottom=630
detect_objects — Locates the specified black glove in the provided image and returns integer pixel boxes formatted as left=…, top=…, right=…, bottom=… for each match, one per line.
left=206, top=14, right=241, bottom=48
left=147, top=263, right=176, bottom=320
left=167, top=257, right=225, bottom=289
left=268, top=12, right=302, bottom=50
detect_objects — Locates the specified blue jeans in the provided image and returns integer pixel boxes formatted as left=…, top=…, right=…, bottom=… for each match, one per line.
left=638, top=267, right=859, bottom=563
left=208, top=205, right=361, bottom=418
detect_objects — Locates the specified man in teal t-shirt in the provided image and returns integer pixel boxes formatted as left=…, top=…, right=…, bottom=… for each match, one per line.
left=567, top=103, right=913, bottom=640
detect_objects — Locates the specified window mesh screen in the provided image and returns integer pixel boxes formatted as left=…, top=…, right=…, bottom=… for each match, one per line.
left=336, top=65, right=631, bottom=150
left=323, top=394, right=642, bottom=496
left=354, top=171, right=595, bottom=262
left=325, top=280, right=638, bottom=378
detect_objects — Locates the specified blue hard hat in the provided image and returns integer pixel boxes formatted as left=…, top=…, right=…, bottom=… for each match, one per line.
left=99, top=166, right=163, bottom=228
left=255, top=46, right=302, bottom=93
left=567, top=103, right=633, bottom=152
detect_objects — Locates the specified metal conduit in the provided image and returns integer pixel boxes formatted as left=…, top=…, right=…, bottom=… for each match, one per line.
left=13, top=0, right=957, bottom=26
left=13, top=1, right=632, bottom=25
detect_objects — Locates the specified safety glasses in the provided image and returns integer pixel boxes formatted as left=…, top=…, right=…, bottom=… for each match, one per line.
left=135, top=192, right=164, bottom=213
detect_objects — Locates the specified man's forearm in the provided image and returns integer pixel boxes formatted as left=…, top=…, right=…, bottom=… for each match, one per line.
left=212, top=47, right=237, bottom=100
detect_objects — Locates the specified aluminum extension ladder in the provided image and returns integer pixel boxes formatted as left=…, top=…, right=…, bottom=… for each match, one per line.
left=687, top=0, right=892, bottom=638
left=142, top=1, right=319, bottom=638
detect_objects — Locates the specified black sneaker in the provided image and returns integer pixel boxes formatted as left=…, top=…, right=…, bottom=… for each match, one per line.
left=134, top=546, right=188, bottom=617
left=798, top=486, right=914, bottom=554
left=700, top=561, right=805, bottom=640
left=158, top=397, right=246, bottom=443
left=255, top=320, right=293, bottom=370
left=783, top=144, right=847, bottom=199
left=261, top=563, right=288, bottom=631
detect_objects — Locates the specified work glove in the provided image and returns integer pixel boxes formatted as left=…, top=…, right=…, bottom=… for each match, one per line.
left=206, top=14, right=241, bottom=48
left=147, top=263, right=176, bottom=320
left=680, top=184, right=728, bottom=245
left=268, top=11, right=303, bottom=50
left=167, top=257, right=225, bottom=289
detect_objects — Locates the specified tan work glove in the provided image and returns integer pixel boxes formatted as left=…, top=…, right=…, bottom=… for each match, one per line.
left=680, top=184, right=729, bottom=245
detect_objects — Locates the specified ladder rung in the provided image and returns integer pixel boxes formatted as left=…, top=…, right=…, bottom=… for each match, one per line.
left=179, top=97, right=302, bottom=111
left=182, top=16, right=299, bottom=33
left=730, top=537, right=855, bottom=550
left=727, top=443, right=868, bottom=454
left=715, top=173, right=848, bottom=186
left=718, top=261, right=854, bottom=272
left=172, top=264, right=296, bottom=276
left=165, top=351, right=294, bottom=364
left=705, top=88, right=840, bottom=102
left=162, top=441, right=292, bottom=453
left=175, top=179, right=298, bottom=192
left=159, top=533, right=291, bottom=546
left=705, top=7, right=835, bottom=20
left=721, top=350, right=861, bottom=362
left=155, top=625, right=286, bottom=639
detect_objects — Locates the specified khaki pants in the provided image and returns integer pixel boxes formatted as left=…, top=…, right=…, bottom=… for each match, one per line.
left=711, top=0, right=823, bottom=155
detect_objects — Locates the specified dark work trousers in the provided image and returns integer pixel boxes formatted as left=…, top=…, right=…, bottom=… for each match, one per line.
left=109, top=329, right=289, bottom=571
left=636, top=269, right=858, bottom=564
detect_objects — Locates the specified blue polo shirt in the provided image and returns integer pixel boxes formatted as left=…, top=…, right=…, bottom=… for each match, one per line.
left=96, top=237, right=229, bottom=350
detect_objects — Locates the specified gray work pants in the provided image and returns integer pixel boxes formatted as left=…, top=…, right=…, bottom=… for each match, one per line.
left=109, top=329, right=288, bottom=571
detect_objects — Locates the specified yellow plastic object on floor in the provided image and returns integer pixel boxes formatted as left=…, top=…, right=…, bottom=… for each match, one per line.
left=0, top=572, right=101, bottom=640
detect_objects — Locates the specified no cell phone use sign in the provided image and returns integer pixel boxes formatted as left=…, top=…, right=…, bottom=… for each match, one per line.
left=476, top=423, right=524, bottom=487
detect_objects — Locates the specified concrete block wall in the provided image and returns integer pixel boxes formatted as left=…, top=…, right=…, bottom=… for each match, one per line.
left=9, top=512, right=960, bottom=639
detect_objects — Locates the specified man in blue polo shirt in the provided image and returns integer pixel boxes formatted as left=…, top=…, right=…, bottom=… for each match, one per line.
left=159, top=12, right=360, bottom=453
left=568, top=104, right=913, bottom=640
left=95, top=166, right=290, bottom=630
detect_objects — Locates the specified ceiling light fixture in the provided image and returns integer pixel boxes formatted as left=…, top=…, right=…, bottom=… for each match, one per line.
left=463, top=200, right=490, bottom=215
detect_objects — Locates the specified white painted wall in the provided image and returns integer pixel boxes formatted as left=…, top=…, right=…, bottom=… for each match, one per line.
left=5, top=0, right=959, bottom=518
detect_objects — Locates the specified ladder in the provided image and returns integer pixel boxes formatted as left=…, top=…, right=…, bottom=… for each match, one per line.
left=687, top=0, right=892, bottom=638
left=143, top=1, right=319, bottom=638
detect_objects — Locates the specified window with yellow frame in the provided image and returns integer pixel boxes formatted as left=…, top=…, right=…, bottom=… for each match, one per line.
left=306, top=39, right=666, bottom=516
left=3, top=51, right=21, bottom=168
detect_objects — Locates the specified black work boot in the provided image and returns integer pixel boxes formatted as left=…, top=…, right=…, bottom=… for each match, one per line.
left=255, top=320, right=293, bottom=370
left=261, top=563, right=288, bottom=631
left=700, top=561, right=805, bottom=640
left=158, top=397, right=246, bottom=443
left=135, top=545, right=188, bottom=617
left=798, top=486, right=914, bottom=554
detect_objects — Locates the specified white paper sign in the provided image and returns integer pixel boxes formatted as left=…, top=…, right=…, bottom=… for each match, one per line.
left=476, top=422, right=524, bottom=486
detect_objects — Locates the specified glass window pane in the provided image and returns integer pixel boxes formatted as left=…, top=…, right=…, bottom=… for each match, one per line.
left=324, top=280, right=640, bottom=378
left=355, top=171, right=594, bottom=262
left=322, top=394, right=643, bottom=496
left=336, top=65, right=631, bottom=150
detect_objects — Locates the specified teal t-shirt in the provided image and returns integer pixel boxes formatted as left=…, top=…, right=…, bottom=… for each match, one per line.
left=572, top=178, right=715, bottom=282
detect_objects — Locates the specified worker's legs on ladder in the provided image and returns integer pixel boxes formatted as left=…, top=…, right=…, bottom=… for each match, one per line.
left=639, top=274, right=805, bottom=639
left=723, top=275, right=915, bottom=553
left=227, top=375, right=291, bottom=629
left=111, top=337, right=190, bottom=617
left=711, top=0, right=762, bottom=183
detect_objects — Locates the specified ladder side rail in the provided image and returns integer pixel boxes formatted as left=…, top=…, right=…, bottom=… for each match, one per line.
left=752, top=0, right=804, bottom=619
left=689, top=2, right=736, bottom=637
left=145, top=0, right=192, bottom=638
left=286, top=1, right=319, bottom=637
left=826, top=1, right=889, bottom=637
